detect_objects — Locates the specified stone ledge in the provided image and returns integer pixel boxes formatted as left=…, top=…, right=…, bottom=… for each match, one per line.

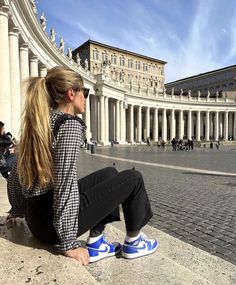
left=1, top=177, right=236, bottom=285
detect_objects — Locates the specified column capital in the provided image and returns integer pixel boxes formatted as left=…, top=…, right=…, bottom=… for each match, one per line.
left=0, top=5, right=10, bottom=17
left=20, top=42, right=29, bottom=51
left=30, top=55, right=38, bottom=62
left=9, top=26, right=20, bottom=36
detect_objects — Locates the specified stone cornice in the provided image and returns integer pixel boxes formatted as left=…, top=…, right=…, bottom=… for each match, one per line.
left=8, top=0, right=96, bottom=85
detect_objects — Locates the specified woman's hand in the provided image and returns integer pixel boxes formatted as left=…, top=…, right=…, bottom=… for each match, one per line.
left=5, top=213, right=17, bottom=228
left=64, top=247, right=89, bottom=265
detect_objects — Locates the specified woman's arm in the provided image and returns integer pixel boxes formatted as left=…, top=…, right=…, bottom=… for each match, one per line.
left=52, top=119, right=83, bottom=253
left=7, top=163, right=26, bottom=218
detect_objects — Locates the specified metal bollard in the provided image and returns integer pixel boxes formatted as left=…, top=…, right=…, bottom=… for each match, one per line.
left=91, top=144, right=95, bottom=154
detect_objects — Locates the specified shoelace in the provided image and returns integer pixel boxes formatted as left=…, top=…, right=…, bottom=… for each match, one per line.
left=140, top=232, right=148, bottom=242
left=103, top=235, right=112, bottom=245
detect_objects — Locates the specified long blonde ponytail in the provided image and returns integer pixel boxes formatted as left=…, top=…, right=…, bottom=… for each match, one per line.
left=17, top=77, right=53, bottom=189
left=17, top=66, right=84, bottom=190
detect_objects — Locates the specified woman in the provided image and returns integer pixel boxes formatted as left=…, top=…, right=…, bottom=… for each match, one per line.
left=7, top=66, right=158, bottom=265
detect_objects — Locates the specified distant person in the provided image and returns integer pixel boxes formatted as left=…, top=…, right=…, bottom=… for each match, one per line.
left=0, top=121, right=16, bottom=179
left=7, top=66, right=158, bottom=266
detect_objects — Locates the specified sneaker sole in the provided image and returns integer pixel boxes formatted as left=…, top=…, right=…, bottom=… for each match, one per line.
left=121, top=243, right=158, bottom=259
left=89, top=247, right=122, bottom=263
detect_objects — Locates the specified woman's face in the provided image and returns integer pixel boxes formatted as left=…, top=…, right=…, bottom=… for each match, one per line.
left=73, top=89, right=86, bottom=114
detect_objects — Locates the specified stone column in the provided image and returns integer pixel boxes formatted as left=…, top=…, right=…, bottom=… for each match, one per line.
left=187, top=110, right=192, bottom=139
left=39, top=64, right=47, bottom=77
left=120, top=100, right=126, bottom=142
left=224, top=111, right=229, bottom=140
left=129, top=105, right=134, bottom=142
left=145, top=107, right=150, bottom=139
left=234, top=112, right=236, bottom=140
left=179, top=110, right=184, bottom=139
left=0, top=6, right=11, bottom=129
left=196, top=110, right=201, bottom=141
left=137, top=106, right=142, bottom=142
left=170, top=109, right=175, bottom=139
left=85, top=94, right=91, bottom=142
left=210, top=113, right=214, bottom=139
left=219, top=113, right=223, bottom=139
left=19, top=43, right=29, bottom=109
left=9, top=26, right=21, bottom=137
left=153, top=108, right=158, bottom=141
left=205, top=110, right=210, bottom=141
left=228, top=112, right=233, bottom=138
left=214, top=111, right=219, bottom=141
left=20, top=43, right=29, bottom=82
left=104, top=96, right=109, bottom=142
left=115, top=100, right=120, bottom=142
left=30, top=55, right=39, bottom=77
left=100, top=95, right=105, bottom=143
left=162, top=109, right=167, bottom=141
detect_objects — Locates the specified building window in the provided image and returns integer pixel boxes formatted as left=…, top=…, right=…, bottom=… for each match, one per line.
left=120, top=56, right=125, bottom=66
left=128, top=59, right=133, bottom=69
left=136, top=61, right=141, bottom=70
left=102, top=51, right=108, bottom=62
left=143, top=63, right=148, bottom=72
left=93, top=49, right=99, bottom=60
left=152, top=65, right=156, bottom=74
left=111, top=54, right=117, bottom=65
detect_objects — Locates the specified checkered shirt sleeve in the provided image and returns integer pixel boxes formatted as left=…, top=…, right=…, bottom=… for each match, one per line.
left=7, top=163, right=26, bottom=218
left=53, top=118, right=83, bottom=252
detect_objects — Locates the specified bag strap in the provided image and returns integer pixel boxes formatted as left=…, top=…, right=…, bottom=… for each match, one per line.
left=52, top=114, right=86, bottom=139
left=53, top=114, right=78, bottom=138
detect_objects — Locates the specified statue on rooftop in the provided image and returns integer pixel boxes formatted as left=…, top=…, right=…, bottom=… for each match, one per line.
left=207, top=89, right=210, bottom=98
left=50, top=27, right=56, bottom=43
left=67, top=48, right=72, bottom=60
left=84, top=58, right=89, bottom=71
left=40, top=12, right=46, bottom=32
left=30, top=0, right=37, bottom=13
left=76, top=53, right=81, bottom=66
left=59, top=37, right=65, bottom=54
left=163, top=86, right=166, bottom=95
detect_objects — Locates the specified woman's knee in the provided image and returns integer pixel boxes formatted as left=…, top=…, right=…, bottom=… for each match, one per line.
left=101, top=166, right=118, bottom=178
left=120, top=169, right=143, bottom=181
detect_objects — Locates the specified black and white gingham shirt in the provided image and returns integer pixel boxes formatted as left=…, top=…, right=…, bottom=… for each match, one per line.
left=7, top=109, right=86, bottom=252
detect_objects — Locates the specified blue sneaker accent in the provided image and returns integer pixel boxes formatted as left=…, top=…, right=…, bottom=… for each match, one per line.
left=122, top=233, right=158, bottom=259
left=86, top=234, right=122, bottom=263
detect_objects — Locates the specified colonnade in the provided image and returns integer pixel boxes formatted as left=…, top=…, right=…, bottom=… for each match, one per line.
left=0, top=4, right=50, bottom=136
left=1, top=1, right=236, bottom=145
left=87, top=94, right=236, bottom=144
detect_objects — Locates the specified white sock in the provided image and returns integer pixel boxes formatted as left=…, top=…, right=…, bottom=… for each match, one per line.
left=125, top=232, right=141, bottom=242
left=87, top=233, right=103, bottom=243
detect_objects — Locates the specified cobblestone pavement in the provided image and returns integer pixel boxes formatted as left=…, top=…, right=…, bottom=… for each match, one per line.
left=78, top=145, right=236, bottom=265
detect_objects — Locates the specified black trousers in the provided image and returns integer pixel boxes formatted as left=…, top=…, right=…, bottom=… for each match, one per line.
left=25, top=167, right=153, bottom=244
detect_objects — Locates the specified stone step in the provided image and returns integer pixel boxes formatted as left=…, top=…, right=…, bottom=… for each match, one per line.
left=80, top=222, right=236, bottom=285
left=1, top=177, right=236, bottom=285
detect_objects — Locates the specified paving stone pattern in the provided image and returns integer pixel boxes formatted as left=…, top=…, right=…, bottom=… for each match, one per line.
left=78, top=146, right=236, bottom=265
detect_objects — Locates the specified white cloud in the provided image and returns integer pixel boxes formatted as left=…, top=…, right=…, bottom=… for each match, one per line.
left=37, top=0, right=236, bottom=83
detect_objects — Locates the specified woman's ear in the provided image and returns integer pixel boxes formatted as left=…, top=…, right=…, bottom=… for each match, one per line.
left=66, top=88, right=74, bottom=101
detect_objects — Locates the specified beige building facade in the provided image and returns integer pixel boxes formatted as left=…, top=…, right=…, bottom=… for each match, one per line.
left=73, top=40, right=166, bottom=95
left=165, top=65, right=236, bottom=99
left=1, top=0, right=236, bottom=145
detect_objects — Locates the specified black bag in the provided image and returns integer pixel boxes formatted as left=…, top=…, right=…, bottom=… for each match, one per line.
left=0, top=153, right=7, bottom=168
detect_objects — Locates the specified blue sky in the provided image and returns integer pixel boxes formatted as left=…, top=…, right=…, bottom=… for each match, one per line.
left=36, top=0, right=236, bottom=83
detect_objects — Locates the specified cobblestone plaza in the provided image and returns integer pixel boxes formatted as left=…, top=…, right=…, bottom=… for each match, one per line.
left=78, top=146, right=236, bottom=265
